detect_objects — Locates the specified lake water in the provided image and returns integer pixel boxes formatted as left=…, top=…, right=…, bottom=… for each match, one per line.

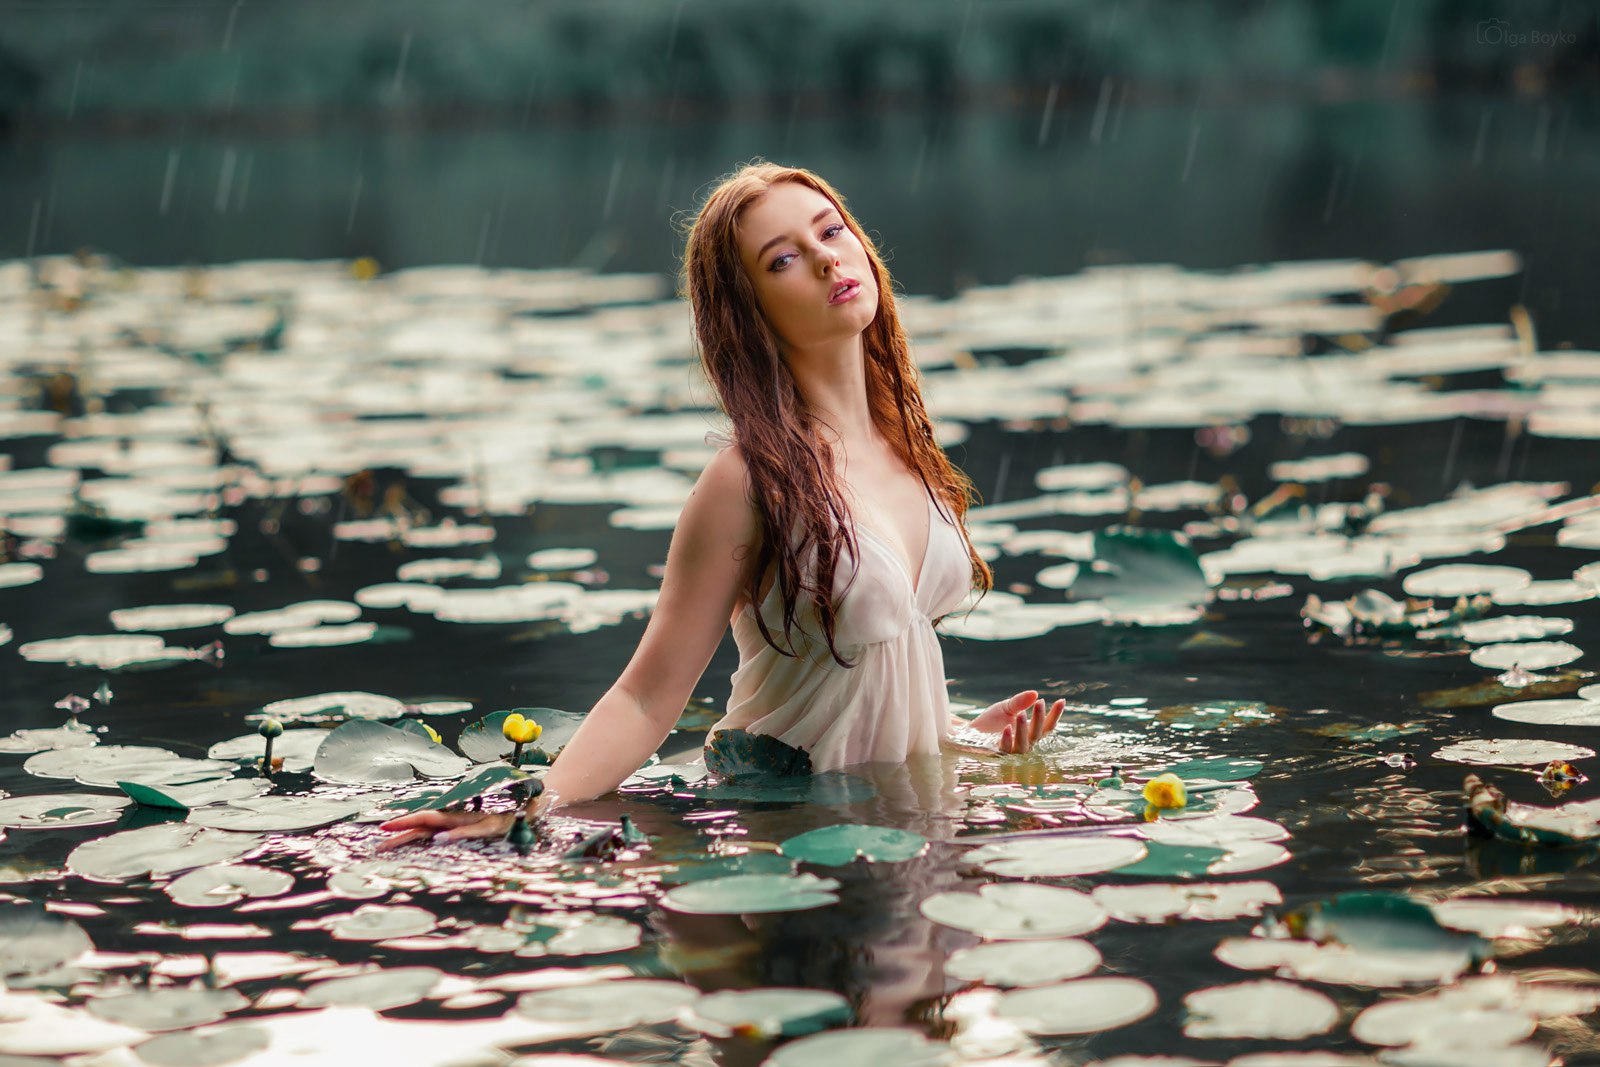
left=1, top=92, right=1599, bottom=1064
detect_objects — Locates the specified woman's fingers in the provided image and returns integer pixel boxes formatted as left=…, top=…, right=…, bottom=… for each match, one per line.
left=438, top=816, right=513, bottom=843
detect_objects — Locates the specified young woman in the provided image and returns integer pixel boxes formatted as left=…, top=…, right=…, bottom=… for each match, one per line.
left=379, top=161, right=1064, bottom=849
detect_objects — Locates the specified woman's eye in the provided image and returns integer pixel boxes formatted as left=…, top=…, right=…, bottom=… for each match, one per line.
left=769, top=225, right=847, bottom=271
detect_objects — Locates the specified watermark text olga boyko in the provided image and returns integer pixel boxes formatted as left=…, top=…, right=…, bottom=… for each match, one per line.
left=1477, top=19, right=1577, bottom=47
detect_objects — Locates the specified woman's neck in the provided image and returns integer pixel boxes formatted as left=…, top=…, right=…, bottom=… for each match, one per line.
left=784, top=336, right=875, bottom=451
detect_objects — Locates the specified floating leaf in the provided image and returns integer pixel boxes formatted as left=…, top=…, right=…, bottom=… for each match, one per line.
left=1465, top=772, right=1600, bottom=845
left=0, top=724, right=99, bottom=754
left=86, top=988, right=248, bottom=1031
left=514, top=979, right=700, bottom=1027
left=1490, top=698, right=1600, bottom=727
left=660, top=873, right=840, bottom=915
left=1403, top=564, right=1533, bottom=598
left=207, top=728, right=329, bottom=773
left=705, top=728, right=813, bottom=779
left=312, top=720, right=469, bottom=784
left=382, top=764, right=528, bottom=813
left=164, top=864, right=294, bottom=907
left=67, top=824, right=260, bottom=883
left=187, top=794, right=370, bottom=832
left=920, top=883, right=1106, bottom=939
left=1470, top=641, right=1582, bottom=672
left=687, top=988, right=851, bottom=1039
left=963, top=835, right=1147, bottom=877
left=1182, top=979, right=1339, bottom=1040
left=117, top=778, right=268, bottom=812
left=779, top=825, right=927, bottom=866
left=1110, top=842, right=1229, bottom=879
left=132, top=1026, right=270, bottom=1067
left=1092, top=881, right=1282, bottom=924
left=764, top=1028, right=954, bottom=1067
left=995, top=977, right=1158, bottom=1035
left=944, top=939, right=1101, bottom=987
left=328, top=904, right=438, bottom=941
left=300, top=967, right=443, bottom=1011
left=1150, top=757, right=1263, bottom=781
left=1429, top=898, right=1578, bottom=938
left=0, top=792, right=130, bottom=829
left=254, top=691, right=407, bottom=724
left=1433, top=738, right=1595, bottom=766
left=458, top=708, right=583, bottom=764
left=1076, top=525, right=1211, bottom=626
left=0, top=904, right=92, bottom=976
left=25, top=745, right=233, bottom=789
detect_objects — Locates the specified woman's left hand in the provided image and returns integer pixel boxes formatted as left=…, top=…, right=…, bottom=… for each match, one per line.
left=968, top=690, right=1064, bottom=754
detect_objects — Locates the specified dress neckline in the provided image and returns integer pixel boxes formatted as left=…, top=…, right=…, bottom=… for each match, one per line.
left=851, top=493, right=937, bottom=601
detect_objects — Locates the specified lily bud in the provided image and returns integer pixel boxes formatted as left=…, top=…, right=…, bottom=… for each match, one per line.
left=501, top=714, right=541, bottom=745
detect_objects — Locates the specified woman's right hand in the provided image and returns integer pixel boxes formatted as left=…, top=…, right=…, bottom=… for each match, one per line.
left=375, top=809, right=517, bottom=852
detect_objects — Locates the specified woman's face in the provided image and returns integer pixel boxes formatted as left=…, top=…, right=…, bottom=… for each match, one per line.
left=735, top=181, right=879, bottom=354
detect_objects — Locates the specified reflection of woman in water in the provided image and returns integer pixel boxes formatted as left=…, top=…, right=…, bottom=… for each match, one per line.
left=381, top=160, right=1064, bottom=849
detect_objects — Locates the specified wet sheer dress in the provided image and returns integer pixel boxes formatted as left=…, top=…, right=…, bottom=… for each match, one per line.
left=701, top=432, right=973, bottom=771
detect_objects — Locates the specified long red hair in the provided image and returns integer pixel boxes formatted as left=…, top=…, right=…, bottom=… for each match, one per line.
left=678, top=159, right=993, bottom=667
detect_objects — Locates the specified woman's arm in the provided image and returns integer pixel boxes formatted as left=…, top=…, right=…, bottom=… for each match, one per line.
left=378, top=443, right=761, bottom=847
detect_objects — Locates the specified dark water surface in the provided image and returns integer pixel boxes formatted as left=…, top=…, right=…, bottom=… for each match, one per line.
left=1, top=93, right=1599, bottom=1064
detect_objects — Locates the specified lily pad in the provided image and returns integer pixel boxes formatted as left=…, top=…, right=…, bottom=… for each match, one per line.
left=312, top=720, right=469, bottom=784
left=328, top=904, right=438, bottom=941
left=779, top=825, right=927, bottom=866
left=254, top=691, right=407, bottom=724
left=944, top=939, right=1102, bottom=987
left=1150, top=757, right=1263, bottom=781
left=25, top=746, right=233, bottom=789
left=1075, top=526, right=1212, bottom=625
left=1092, top=881, right=1282, bottom=924
left=0, top=905, right=93, bottom=976
left=131, top=1026, right=270, bottom=1067
left=381, top=764, right=528, bottom=813
left=687, top=988, right=850, bottom=1039
left=299, top=967, right=443, bottom=1011
left=0, top=792, right=131, bottom=829
left=457, top=708, right=584, bottom=765
left=1470, top=641, right=1582, bottom=671
left=660, top=873, right=840, bottom=915
left=514, top=979, right=700, bottom=1027
left=1465, top=772, right=1600, bottom=845
left=705, top=728, right=813, bottom=778
left=1402, top=564, right=1532, bottom=598
left=118, top=778, right=269, bottom=812
left=207, top=728, right=330, bottom=773
left=1433, top=738, right=1595, bottom=766
left=1182, top=979, right=1339, bottom=1040
left=1111, top=842, right=1229, bottom=879
left=67, top=823, right=261, bottom=883
left=963, top=835, right=1148, bottom=877
left=86, top=988, right=248, bottom=1031
left=164, top=864, right=295, bottom=907
left=919, top=883, right=1106, bottom=939
left=1490, top=698, right=1600, bottom=727
left=187, top=795, right=370, bottom=832
left=0, top=724, right=99, bottom=754
left=994, top=977, right=1158, bottom=1035
left=764, top=1028, right=955, bottom=1067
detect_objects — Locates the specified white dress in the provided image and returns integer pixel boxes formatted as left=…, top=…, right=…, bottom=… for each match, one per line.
left=702, top=433, right=972, bottom=771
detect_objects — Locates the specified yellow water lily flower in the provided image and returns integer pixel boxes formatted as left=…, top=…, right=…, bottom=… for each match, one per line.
left=501, top=714, right=542, bottom=745
left=420, top=723, right=442, bottom=744
left=1142, top=773, right=1188, bottom=809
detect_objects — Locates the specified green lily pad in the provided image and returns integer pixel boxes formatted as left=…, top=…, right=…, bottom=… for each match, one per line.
left=0, top=905, right=93, bottom=977
left=207, top=728, right=330, bottom=773
left=117, top=778, right=268, bottom=812
left=764, top=1027, right=955, bottom=1067
left=514, top=979, right=700, bottom=1027
left=187, top=795, right=369, bottom=832
left=381, top=764, right=528, bottom=813
left=659, top=850, right=796, bottom=886
left=67, top=823, right=261, bottom=883
left=457, top=708, right=583, bottom=764
left=86, top=988, right=248, bottom=1032
left=688, top=988, right=851, bottom=1039
left=131, top=1026, right=270, bottom=1067
left=660, top=873, right=840, bottom=915
left=0, top=792, right=130, bottom=829
left=705, top=728, right=812, bottom=779
left=327, top=904, right=437, bottom=941
left=920, top=883, right=1107, bottom=939
left=299, top=967, right=442, bottom=1011
left=995, top=976, right=1158, bottom=1035
left=1076, top=525, right=1211, bottom=625
left=963, top=835, right=1148, bottom=877
left=1274, top=890, right=1489, bottom=963
left=779, top=825, right=927, bottom=866
left=1151, top=758, right=1263, bottom=781
left=945, top=939, right=1102, bottom=987
left=164, top=864, right=295, bottom=907
left=1111, top=842, right=1229, bottom=879
left=311, top=720, right=469, bottom=784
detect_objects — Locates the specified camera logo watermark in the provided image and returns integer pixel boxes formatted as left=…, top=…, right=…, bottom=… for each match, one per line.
left=1477, top=19, right=1576, bottom=47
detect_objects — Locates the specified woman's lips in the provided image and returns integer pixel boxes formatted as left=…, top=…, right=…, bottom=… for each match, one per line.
left=828, top=280, right=861, bottom=305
